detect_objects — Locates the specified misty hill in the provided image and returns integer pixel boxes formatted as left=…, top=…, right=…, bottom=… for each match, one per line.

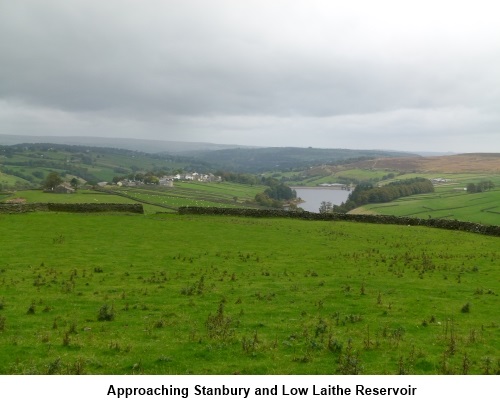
left=0, top=134, right=247, bottom=154
left=181, top=147, right=419, bottom=172
left=1, top=134, right=422, bottom=174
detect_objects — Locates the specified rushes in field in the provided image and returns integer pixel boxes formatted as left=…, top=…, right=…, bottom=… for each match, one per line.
left=205, top=302, right=233, bottom=342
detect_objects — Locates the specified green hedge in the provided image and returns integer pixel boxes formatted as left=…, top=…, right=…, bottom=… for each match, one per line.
left=0, top=203, right=144, bottom=214
left=178, top=206, right=500, bottom=237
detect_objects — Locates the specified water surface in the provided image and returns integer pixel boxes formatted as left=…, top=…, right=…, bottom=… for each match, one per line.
left=293, top=187, right=351, bottom=213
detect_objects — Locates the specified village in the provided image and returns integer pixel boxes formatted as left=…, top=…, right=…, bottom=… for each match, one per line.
left=113, top=172, right=223, bottom=188
left=42, top=171, right=223, bottom=194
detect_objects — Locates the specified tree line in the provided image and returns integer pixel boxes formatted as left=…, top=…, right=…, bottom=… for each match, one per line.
left=466, top=181, right=494, bottom=193
left=214, top=171, right=297, bottom=208
left=321, top=177, right=435, bottom=213
left=255, top=179, right=297, bottom=208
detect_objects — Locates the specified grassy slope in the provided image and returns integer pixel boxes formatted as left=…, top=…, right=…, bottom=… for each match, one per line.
left=351, top=174, right=500, bottom=225
left=5, top=190, right=132, bottom=204
left=0, top=144, right=187, bottom=185
left=0, top=171, right=31, bottom=187
left=2, top=181, right=267, bottom=214
left=0, top=212, right=498, bottom=374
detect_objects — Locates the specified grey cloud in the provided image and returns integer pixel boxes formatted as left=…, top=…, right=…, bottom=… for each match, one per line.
left=1, top=0, right=499, bottom=152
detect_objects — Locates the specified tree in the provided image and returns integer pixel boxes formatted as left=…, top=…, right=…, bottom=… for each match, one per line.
left=43, top=172, right=63, bottom=190
left=467, top=180, right=494, bottom=193
left=134, top=173, right=145, bottom=182
left=466, top=183, right=477, bottom=193
left=319, top=201, right=333, bottom=214
left=70, top=177, right=79, bottom=191
left=144, top=175, right=159, bottom=185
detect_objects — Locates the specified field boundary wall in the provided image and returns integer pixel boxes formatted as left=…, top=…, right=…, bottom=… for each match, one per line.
left=178, top=206, right=500, bottom=237
left=0, top=203, right=144, bottom=214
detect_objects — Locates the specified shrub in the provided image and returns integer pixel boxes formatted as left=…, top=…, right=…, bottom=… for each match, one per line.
left=98, top=304, right=115, bottom=321
left=27, top=302, right=36, bottom=315
left=337, top=340, right=363, bottom=375
left=205, top=302, right=233, bottom=341
left=461, top=303, right=471, bottom=313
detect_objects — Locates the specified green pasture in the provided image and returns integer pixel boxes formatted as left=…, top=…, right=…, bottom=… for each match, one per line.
left=1, top=190, right=172, bottom=215
left=0, top=190, right=167, bottom=215
left=0, top=171, right=31, bottom=187
left=3, top=190, right=137, bottom=205
left=395, top=173, right=498, bottom=186
left=312, top=171, right=500, bottom=226
left=104, top=182, right=264, bottom=213
left=270, top=168, right=400, bottom=187
left=355, top=190, right=500, bottom=225
left=0, top=212, right=498, bottom=374
left=1, top=180, right=267, bottom=214
left=175, top=181, right=266, bottom=200
left=115, top=188, right=231, bottom=211
left=334, top=169, right=397, bottom=182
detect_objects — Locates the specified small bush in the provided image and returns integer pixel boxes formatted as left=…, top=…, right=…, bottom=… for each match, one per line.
left=62, top=332, right=71, bottom=346
left=27, top=302, right=36, bottom=315
left=337, top=340, right=363, bottom=375
left=461, top=303, right=471, bottom=313
left=47, top=357, right=61, bottom=374
left=205, top=302, right=233, bottom=341
left=98, top=304, right=115, bottom=321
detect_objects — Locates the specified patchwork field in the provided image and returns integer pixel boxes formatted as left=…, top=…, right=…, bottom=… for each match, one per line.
left=0, top=212, right=498, bottom=374
left=0, top=181, right=267, bottom=214
left=351, top=174, right=500, bottom=225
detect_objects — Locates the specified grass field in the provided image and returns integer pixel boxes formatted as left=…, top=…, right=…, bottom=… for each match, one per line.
left=351, top=174, right=500, bottom=225
left=0, top=181, right=267, bottom=214
left=0, top=212, right=498, bottom=374
left=113, top=181, right=266, bottom=211
left=0, top=171, right=31, bottom=188
left=0, top=189, right=132, bottom=204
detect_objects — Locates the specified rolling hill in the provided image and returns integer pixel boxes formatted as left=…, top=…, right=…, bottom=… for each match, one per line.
left=342, top=153, right=500, bottom=173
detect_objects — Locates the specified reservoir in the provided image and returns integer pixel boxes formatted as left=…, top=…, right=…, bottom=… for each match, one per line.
left=293, top=187, right=351, bottom=213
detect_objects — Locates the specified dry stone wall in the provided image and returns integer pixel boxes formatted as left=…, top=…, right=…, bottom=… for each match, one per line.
left=0, top=203, right=144, bottom=214
left=178, top=206, right=500, bottom=237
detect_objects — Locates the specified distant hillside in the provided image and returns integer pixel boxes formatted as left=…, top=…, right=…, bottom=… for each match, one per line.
left=6, top=134, right=468, bottom=180
left=345, top=153, right=500, bottom=173
left=0, top=134, right=247, bottom=154
left=182, top=147, right=419, bottom=173
left=0, top=143, right=208, bottom=187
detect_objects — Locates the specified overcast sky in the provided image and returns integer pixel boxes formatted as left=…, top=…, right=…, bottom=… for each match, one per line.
left=1, top=0, right=499, bottom=153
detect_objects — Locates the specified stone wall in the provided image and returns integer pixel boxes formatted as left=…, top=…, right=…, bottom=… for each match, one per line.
left=0, top=203, right=144, bottom=214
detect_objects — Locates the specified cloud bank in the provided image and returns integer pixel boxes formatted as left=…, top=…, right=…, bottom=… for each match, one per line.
left=1, top=0, right=499, bottom=152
